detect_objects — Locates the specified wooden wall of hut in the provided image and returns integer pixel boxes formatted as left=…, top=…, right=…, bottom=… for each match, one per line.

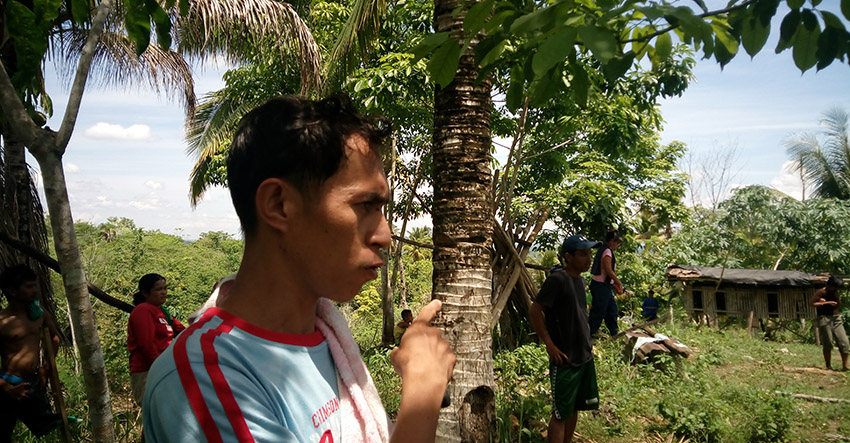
left=682, top=284, right=817, bottom=327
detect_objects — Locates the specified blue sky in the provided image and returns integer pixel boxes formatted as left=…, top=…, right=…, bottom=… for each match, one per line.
left=31, top=9, right=850, bottom=240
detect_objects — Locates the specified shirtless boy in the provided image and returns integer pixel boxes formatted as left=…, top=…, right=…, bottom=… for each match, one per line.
left=0, top=264, right=61, bottom=442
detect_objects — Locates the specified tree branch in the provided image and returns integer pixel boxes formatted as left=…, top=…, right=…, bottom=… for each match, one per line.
left=621, top=0, right=760, bottom=45
left=56, top=0, right=114, bottom=149
left=0, top=230, right=134, bottom=313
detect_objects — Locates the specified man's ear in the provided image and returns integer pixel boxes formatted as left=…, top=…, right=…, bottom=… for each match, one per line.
left=255, top=178, right=301, bottom=233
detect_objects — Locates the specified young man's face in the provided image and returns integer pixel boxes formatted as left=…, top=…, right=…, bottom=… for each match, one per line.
left=9, top=280, right=38, bottom=303
left=564, top=248, right=593, bottom=273
left=286, top=133, right=391, bottom=302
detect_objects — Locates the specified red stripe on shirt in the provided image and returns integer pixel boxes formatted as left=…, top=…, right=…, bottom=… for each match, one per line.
left=200, top=323, right=255, bottom=443
left=206, top=307, right=325, bottom=346
left=174, top=313, right=224, bottom=443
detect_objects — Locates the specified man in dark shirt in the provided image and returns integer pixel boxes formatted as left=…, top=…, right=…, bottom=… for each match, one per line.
left=642, top=290, right=660, bottom=321
left=530, top=234, right=601, bottom=443
left=811, top=275, right=849, bottom=371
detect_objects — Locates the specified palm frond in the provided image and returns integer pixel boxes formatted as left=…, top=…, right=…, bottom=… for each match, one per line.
left=50, top=27, right=196, bottom=118
left=186, top=90, right=265, bottom=205
left=323, top=0, right=388, bottom=92
left=176, top=0, right=322, bottom=94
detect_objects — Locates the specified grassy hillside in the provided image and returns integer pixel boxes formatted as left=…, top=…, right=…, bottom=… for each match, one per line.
left=492, top=319, right=850, bottom=442
left=11, top=314, right=850, bottom=442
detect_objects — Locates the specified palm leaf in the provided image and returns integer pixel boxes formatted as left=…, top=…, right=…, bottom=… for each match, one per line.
left=176, top=0, right=322, bottom=94
left=323, top=0, right=388, bottom=92
left=51, top=27, right=197, bottom=118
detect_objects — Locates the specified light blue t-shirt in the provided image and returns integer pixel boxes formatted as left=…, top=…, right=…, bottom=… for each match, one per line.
left=143, top=307, right=341, bottom=443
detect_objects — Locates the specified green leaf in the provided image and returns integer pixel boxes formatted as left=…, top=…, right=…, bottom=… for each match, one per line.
left=70, top=0, right=89, bottom=24
left=711, top=20, right=739, bottom=55
left=820, top=11, right=847, bottom=32
left=463, top=0, right=495, bottom=37
left=428, top=41, right=461, bottom=88
left=578, top=25, right=618, bottom=63
left=506, top=67, right=525, bottom=112
left=479, top=40, right=507, bottom=67
left=511, top=6, right=556, bottom=35
left=654, top=31, right=673, bottom=61
left=776, top=9, right=800, bottom=52
left=179, top=0, right=190, bottom=16
left=124, top=0, right=152, bottom=55
left=602, top=51, right=636, bottom=83
left=842, top=0, right=850, bottom=21
left=411, top=32, right=451, bottom=61
left=815, top=27, right=840, bottom=70
left=151, top=3, right=172, bottom=49
left=570, top=63, right=589, bottom=108
left=741, top=15, right=770, bottom=57
left=531, top=28, right=576, bottom=78
left=7, top=1, right=48, bottom=88
left=787, top=0, right=804, bottom=8
left=792, top=12, right=821, bottom=71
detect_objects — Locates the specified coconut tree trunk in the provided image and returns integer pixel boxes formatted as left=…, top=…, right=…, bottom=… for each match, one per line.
left=431, top=0, right=495, bottom=440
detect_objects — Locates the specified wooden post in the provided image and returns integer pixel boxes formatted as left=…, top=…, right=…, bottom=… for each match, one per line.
left=43, top=327, right=73, bottom=443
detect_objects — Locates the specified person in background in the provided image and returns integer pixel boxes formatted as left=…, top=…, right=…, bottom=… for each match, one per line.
left=530, top=234, right=601, bottom=443
left=642, top=290, right=660, bottom=321
left=127, top=273, right=185, bottom=407
left=394, top=309, right=413, bottom=342
left=589, top=229, right=624, bottom=337
left=811, top=275, right=849, bottom=371
left=0, top=264, right=61, bottom=442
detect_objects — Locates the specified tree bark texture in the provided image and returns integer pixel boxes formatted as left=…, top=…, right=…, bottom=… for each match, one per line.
left=34, top=149, right=114, bottom=441
left=432, top=0, right=496, bottom=440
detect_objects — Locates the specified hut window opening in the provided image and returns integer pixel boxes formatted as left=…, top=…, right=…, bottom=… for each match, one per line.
left=767, top=292, right=779, bottom=318
left=716, top=292, right=727, bottom=314
left=693, top=290, right=703, bottom=311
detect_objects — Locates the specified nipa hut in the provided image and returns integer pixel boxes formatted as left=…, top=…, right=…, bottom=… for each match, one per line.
left=666, top=265, right=830, bottom=330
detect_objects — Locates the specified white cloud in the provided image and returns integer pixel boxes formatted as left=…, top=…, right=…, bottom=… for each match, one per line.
left=84, top=122, right=153, bottom=141
left=95, top=196, right=113, bottom=207
left=770, top=161, right=804, bottom=200
left=145, top=180, right=162, bottom=190
left=65, top=162, right=80, bottom=173
left=126, top=199, right=160, bottom=210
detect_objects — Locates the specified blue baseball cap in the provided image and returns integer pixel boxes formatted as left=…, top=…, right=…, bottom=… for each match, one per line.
left=560, top=234, right=602, bottom=255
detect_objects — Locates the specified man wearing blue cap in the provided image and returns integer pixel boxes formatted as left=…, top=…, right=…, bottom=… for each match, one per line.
left=530, top=234, right=601, bottom=443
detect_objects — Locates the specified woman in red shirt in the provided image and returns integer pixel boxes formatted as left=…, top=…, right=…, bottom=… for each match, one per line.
left=127, top=273, right=185, bottom=407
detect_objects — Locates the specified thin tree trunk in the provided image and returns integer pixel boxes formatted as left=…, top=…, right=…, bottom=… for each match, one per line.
left=36, top=150, right=114, bottom=440
left=432, top=0, right=495, bottom=440
left=381, top=134, right=398, bottom=346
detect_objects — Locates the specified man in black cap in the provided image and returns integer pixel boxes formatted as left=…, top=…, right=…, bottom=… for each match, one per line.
left=530, top=234, right=601, bottom=443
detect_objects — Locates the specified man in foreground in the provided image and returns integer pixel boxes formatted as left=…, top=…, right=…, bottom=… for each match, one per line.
left=812, top=275, right=849, bottom=371
left=0, top=264, right=61, bottom=442
left=530, top=235, right=601, bottom=443
left=143, top=95, right=455, bottom=442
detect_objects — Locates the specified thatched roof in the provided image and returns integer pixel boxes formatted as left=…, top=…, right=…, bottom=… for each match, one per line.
left=666, top=265, right=831, bottom=287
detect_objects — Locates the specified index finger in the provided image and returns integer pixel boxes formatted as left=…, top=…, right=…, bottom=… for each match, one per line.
left=414, top=299, right=443, bottom=325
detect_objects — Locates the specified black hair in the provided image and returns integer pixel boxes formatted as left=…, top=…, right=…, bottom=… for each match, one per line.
left=827, top=275, right=844, bottom=288
left=401, top=309, right=412, bottom=318
left=227, top=94, right=390, bottom=236
left=0, top=264, right=37, bottom=299
left=133, top=273, right=165, bottom=306
left=605, top=228, right=622, bottom=242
